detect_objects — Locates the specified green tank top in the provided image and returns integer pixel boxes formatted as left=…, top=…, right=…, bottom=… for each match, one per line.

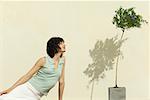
left=28, top=55, right=64, bottom=96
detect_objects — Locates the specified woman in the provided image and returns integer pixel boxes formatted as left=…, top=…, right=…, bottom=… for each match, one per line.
left=0, top=37, right=66, bottom=100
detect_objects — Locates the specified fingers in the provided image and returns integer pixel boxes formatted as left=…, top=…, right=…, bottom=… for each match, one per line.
left=0, top=91, right=7, bottom=96
left=0, top=92, right=3, bottom=96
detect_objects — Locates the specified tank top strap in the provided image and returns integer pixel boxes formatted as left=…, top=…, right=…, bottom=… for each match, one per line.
left=59, top=56, right=65, bottom=64
left=42, top=56, right=51, bottom=68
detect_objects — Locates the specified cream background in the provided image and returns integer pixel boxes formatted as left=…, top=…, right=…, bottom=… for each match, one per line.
left=0, top=1, right=149, bottom=100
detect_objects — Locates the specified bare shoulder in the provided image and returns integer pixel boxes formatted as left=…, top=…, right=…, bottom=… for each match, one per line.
left=35, top=56, right=46, bottom=67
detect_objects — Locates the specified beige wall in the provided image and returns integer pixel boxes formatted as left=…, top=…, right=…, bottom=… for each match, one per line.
left=0, top=1, right=149, bottom=100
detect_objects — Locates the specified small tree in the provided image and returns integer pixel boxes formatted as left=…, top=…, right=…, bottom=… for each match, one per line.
left=112, top=6, right=148, bottom=87
left=83, top=6, right=148, bottom=100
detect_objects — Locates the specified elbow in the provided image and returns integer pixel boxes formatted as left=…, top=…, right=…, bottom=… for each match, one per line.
left=59, top=80, right=65, bottom=86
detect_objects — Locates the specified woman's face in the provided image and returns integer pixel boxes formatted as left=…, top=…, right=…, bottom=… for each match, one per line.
left=58, top=41, right=66, bottom=52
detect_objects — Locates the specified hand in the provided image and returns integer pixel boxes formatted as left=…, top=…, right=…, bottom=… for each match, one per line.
left=0, top=89, right=11, bottom=96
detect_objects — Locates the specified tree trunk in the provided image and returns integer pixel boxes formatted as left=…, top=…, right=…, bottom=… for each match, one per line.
left=115, top=30, right=125, bottom=88
left=90, top=80, right=95, bottom=100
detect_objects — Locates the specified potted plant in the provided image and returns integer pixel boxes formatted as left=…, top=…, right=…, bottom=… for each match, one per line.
left=109, top=6, right=148, bottom=100
left=83, top=6, right=148, bottom=100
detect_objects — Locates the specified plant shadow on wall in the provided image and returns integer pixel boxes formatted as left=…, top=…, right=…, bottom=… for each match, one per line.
left=83, top=6, right=148, bottom=100
left=83, top=35, right=127, bottom=100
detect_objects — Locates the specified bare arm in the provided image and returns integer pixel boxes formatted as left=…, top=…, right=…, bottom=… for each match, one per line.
left=0, top=57, right=45, bottom=95
left=58, top=57, right=65, bottom=100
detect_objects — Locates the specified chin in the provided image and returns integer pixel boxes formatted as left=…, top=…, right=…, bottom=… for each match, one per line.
left=62, top=49, right=66, bottom=52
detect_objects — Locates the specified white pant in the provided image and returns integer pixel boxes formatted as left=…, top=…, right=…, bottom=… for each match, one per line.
left=0, top=82, right=43, bottom=100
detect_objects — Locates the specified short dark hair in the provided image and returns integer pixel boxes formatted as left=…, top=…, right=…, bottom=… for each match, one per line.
left=46, top=37, right=64, bottom=58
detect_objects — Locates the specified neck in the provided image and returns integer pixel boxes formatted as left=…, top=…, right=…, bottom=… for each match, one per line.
left=53, top=52, right=62, bottom=61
